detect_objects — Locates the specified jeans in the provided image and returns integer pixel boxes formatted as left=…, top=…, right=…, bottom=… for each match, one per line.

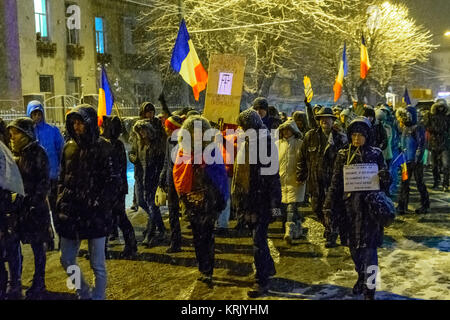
left=60, top=237, right=107, bottom=300
left=217, top=178, right=232, bottom=229
left=136, top=178, right=165, bottom=236
left=251, top=221, right=276, bottom=287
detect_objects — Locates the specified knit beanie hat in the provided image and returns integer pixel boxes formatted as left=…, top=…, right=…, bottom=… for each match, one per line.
left=165, top=115, right=183, bottom=132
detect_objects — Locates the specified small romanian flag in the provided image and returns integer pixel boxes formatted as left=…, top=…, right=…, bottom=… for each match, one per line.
left=171, top=19, right=208, bottom=101
left=392, top=152, right=409, bottom=181
left=403, top=88, right=412, bottom=106
left=361, top=35, right=371, bottom=79
left=333, top=43, right=347, bottom=102
left=97, top=67, right=114, bottom=127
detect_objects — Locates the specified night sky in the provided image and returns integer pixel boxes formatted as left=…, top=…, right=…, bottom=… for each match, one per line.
left=396, top=0, right=450, bottom=45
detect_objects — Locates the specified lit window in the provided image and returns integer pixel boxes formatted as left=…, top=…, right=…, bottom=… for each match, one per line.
left=95, top=17, right=105, bottom=53
left=34, top=0, right=48, bottom=38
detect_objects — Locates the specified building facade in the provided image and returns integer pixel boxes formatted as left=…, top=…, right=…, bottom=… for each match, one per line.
left=0, top=0, right=162, bottom=121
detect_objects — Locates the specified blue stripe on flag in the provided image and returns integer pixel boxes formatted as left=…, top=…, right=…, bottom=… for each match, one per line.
left=170, top=19, right=191, bottom=73
left=101, top=68, right=114, bottom=115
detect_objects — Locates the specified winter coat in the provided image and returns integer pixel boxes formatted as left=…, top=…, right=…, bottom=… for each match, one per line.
left=297, top=127, right=348, bottom=196
left=102, top=116, right=128, bottom=197
left=232, top=109, right=281, bottom=225
left=423, top=101, right=450, bottom=152
left=324, top=145, right=390, bottom=249
left=371, top=122, right=388, bottom=151
left=133, top=120, right=165, bottom=199
left=398, top=107, right=426, bottom=164
left=56, top=105, right=118, bottom=240
left=276, top=120, right=305, bottom=204
left=26, top=101, right=64, bottom=180
left=159, top=136, right=179, bottom=194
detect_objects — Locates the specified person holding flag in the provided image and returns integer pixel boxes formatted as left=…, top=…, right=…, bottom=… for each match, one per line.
left=333, top=43, right=348, bottom=102
left=395, top=106, right=429, bottom=215
left=171, top=19, right=208, bottom=101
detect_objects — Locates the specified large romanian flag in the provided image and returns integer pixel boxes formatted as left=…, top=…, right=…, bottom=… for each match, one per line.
left=361, top=35, right=371, bottom=79
left=97, top=67, right=114, bottom=127
left=171, top=19, right=208, bottom=101
left=333, top=43, right=347, bottom=102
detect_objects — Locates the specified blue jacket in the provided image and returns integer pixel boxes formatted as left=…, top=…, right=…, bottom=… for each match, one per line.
left=26, top=101, right=64, bottom=180
left=400, top=107, right=426, bottom=163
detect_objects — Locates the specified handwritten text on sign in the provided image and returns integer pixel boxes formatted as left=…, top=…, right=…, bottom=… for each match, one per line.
left=343, top=163, right=380, bottom=192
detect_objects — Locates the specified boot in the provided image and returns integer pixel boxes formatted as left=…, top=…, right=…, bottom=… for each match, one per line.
left=415, top=205, right=429, bottom=214
left=352, top=273, right=365, bottom=295
left=120, top=244, right=138, bottom=259
left=284, top=222, right=295, bottom=245
left=146, top=230, right=166, bottom=248
left=247, top=283, right=269, bottom=298
left=325, top=233, right=338, bottom=248
left=6, top=285, right=23, bottom=300
left=293, top=222, right=303, bottom=239
left=432, top=181, right=440, bottom=190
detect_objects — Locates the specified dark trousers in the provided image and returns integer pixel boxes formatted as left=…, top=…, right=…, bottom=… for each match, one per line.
left=0, top=237, right=22, bottom=296
left=251, top=221, right=276, bottom=287
left=114, top=196, right=137, bottom=248
left=136, top=178, right=165, bottom=235
left=431, top=149, right=449, bottom=187
left=29, top=241, right=46, bottom=289
left=312, top=192, right=337, bottom=240
left=190, top=217, right=215, bottom=276
left=398, top=162, right=430, bottom=209
left=167, top=187, right=181, bottom=248
left=349, top=247, right=378, bottom=293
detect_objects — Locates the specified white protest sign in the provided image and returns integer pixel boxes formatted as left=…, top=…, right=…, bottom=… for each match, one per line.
left=218, top=72, right=233, bottom=95
left=343, top=163, right=380, bottom=192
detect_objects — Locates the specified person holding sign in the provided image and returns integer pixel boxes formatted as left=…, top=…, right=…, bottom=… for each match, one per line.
left=324, top=117, right=391, bottom=300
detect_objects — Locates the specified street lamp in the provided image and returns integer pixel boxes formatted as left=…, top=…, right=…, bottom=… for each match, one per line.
left=445, top=31, right=450, bottom=37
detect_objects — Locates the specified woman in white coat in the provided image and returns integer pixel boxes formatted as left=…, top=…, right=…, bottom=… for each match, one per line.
left=276, top=119, right=306, bottom=244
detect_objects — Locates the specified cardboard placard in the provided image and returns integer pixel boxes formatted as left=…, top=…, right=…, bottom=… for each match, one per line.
left=203, top=54, right=246, bottom=124
left=343, top=163, right=380, bottom=192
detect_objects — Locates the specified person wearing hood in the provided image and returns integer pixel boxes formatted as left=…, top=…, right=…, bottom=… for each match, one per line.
left=0, top=121, right=24, bottom=300
left=56, top=105, right=118, bottom=300
left=158, top=115, right=184, bottom=253
left=276, top=120, right=305, bottom=244
left=395, top=106, right=429, bottom=214
left=297, top=107, right=348, bottom=248
left=173, top=116, right=229, bottom=287
left=26, top=100, right=64, bottom=251
left=232, top=109, right=281, bottom=298
left=129, top=102, right=166, bottom=212
left=7, top=118, right=52, bottom=299
left=292, top=111, right=308, bottom=137
left=133, top=119, right=166, bottom=247
left=101, top=116, right=138, bottom=259
left=375, top=107, right=394, bottom=168
left=422, top=100, right=450, bottom=191
left=363, top=106, right=388, bottom=151
left=324, top=117, right=391, bottom=300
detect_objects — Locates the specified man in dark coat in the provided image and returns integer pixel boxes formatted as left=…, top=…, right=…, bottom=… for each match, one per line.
left=297, top=107, right=348, bottom=247
left=363, top=106, right=388, bottom=151
left=101, top=116, right=138, bottom=258
left=7, top=118, right=52, bottom=299
left=233, top=109, right=282, bottom=298
left=56, top=105, right=118, bottom=300
left=158, top=115, right=183, bottom=253
left=423, top=100, right=450, bottom=191
left=396, top=107, right=430, bottom=214
left=324, top=117, right=391, bottom=300
left=252, top=97, right=279, bottom=130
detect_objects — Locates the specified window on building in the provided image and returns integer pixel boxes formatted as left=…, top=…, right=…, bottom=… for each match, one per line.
left=39, top=75, right=54, bottom=93
left=68, top=77, right=82, bottom=98
left=66, top=2, right=80, bottom=44
left=95, top=17, right=105, bottom=54
left=123, top=17, right=137, bottom=54
left=135, top=84, right=152, bottom=106
left=34, top=0, right=49, bottom=39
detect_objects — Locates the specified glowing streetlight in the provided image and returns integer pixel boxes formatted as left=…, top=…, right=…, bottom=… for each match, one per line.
left=445, top=31, right=450, bottom=37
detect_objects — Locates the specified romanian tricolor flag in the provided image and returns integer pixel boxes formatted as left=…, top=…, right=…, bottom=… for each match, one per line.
left=403, top=88, right=412, bottom=106
left=333, top=43, right=347, bottom=102
left=361, top=35, right=371, bottom=79
left=392, top=152, right=409, bottom=181
left=97, top=67, right=114, bottom=127
left=171, top=19, right=208, bottom=101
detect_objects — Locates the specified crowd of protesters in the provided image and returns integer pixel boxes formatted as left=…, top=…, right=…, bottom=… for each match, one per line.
left=0, top=95, right=449, bottom=301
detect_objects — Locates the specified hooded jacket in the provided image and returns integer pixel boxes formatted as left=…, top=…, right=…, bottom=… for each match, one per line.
left=423, top=101, right=450, bottom=151
left=397, top=107, right=426, bottom=163
left=26, top=101, right=64, bottom=180
left=56, top=105, right=118, bottom=240
left=276, top=120, right=305, bottom=204
left=232, top=109, right=281, bottom=224
left=324, top=117, right=390, bottom=248
left=7, top=118, right=52, bottom=244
